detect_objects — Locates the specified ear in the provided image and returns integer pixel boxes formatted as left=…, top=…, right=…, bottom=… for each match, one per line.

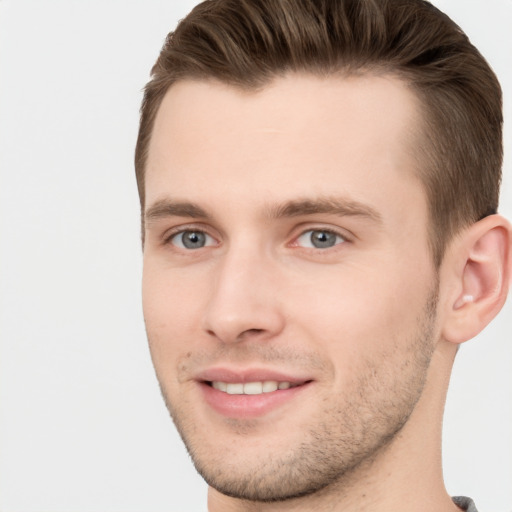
left=441, top=214, right=512, bottom=345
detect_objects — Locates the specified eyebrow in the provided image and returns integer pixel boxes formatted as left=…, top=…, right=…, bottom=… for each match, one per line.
left=145, top=200, right=211, bottom=224
left=266, top=197, right=382, bottom=224
left=144, top=196, right=382, bottom=226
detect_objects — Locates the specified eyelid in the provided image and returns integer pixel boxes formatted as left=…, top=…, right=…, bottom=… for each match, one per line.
left=162, top=223, right=220, bottom=246
left=158, top=222, right=353, bottom=251
left=296, top=230, right=346, bottom=250
left=289, top=224, right=354, bottom=247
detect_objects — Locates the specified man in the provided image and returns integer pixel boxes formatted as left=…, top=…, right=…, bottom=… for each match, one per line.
left=135, top=0, right=511, bottom=510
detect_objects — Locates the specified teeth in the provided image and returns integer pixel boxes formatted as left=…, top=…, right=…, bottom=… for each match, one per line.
left=243, top=382, right=263, bottom=395
left=226, top=383, right=244, bottom=395
left=262, top=381, right=278, bottom=393
left=211, top=381, right=295, bottom=395
left=212, top=381, right=227, bottom=392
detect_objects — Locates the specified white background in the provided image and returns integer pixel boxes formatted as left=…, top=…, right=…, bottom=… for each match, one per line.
left=0, top=1, right=510, bottom=511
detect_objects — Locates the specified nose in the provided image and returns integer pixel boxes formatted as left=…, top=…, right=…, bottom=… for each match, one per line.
left=201, top=245, right=286, bottom=344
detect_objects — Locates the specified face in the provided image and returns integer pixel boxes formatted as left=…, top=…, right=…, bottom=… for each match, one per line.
left=142, top=74, right=439, bottom=502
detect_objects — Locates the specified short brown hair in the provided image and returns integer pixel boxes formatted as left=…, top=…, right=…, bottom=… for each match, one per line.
left=135, top=0, right=503, bottom=265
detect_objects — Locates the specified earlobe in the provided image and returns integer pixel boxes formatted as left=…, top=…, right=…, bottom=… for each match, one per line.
left=442, top=215, right=511, bottom=345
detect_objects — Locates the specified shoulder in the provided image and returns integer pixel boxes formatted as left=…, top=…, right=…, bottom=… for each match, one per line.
left=453, top=496, right=479, bottom=512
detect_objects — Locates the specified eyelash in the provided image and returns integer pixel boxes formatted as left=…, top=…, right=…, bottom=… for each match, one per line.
left=162, top=226, right=350, bottom=251
left=292, top=228, right=348, bottom=249
left=163, top=226, right=215, bottom=248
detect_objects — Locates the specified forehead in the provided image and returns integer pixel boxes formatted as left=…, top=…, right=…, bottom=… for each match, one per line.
left=145, top=73, right=425, bottom=222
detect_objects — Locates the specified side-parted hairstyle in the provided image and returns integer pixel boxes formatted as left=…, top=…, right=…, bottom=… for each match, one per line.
left=135, top=0, right=503, bottom=266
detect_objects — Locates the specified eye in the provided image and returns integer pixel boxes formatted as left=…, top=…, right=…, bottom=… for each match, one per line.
left=296, top=229, right=346, bottom=249
left=169, top=230, right=216, bottom=250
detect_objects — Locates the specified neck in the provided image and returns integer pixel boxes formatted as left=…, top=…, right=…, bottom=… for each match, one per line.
left=207, top=341, right=462, bottom=512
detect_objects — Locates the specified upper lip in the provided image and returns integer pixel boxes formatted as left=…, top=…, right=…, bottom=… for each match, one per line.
left=195, top=367, right=313, bottom=385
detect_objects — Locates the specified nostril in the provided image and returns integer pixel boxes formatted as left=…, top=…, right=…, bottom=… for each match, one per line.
left=246, top=328, right=264, bottom=335
left=236, top=328, right=265, bottom=341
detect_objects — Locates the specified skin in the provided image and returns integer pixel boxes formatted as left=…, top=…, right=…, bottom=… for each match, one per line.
left=142, top=74, right=510, bottom=511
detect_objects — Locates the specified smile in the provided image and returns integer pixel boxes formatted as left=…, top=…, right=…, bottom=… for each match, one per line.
left=200, top=377, right=313, bottom=419
left=210, top=381, right=298, bottom=395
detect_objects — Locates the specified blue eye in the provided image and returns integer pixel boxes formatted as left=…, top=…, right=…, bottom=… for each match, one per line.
left=296, top=230, right=345, bottom=249
left=170, top=230, right=215, bottom=249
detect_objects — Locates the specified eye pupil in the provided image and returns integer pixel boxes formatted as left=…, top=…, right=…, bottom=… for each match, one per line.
left=310, top=231, right=337, bottom=248
left=182, top=231, right=206, bottom=249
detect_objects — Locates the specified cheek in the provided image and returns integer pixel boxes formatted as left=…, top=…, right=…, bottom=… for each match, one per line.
left=288, top=262, right=432, bottom=357
left=142, top=263, right=205, bottom=368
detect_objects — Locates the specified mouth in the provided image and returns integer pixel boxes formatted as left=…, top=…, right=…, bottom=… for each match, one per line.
left=208, top=380, right=304, bottom=395
left=196, top=370, right=314, bottom=419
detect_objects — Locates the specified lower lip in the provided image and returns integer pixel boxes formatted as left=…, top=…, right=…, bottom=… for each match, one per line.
left=199, top=382, right=311, bottom=419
